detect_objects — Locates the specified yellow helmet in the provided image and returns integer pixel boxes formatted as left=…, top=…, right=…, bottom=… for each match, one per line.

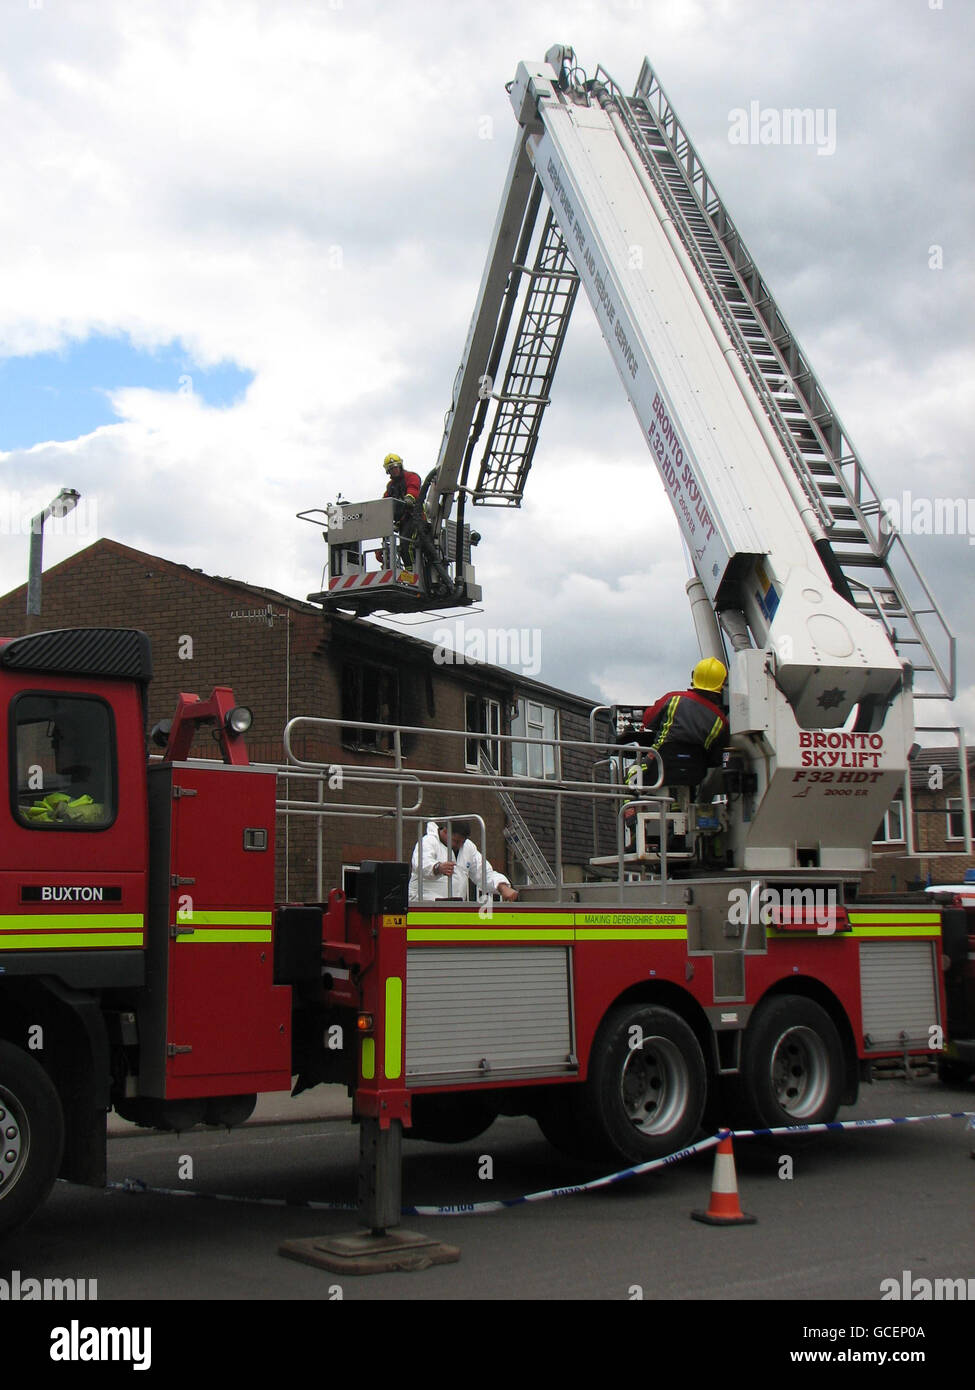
left=692, top=657, right=727, bottom=693
left=383, top=453, right=404, bottom=472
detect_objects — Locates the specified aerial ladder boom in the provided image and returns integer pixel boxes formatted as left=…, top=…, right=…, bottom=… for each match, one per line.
left=309, top=48, right=955, bottom=873
left=426, top=129, right=539, bottom=529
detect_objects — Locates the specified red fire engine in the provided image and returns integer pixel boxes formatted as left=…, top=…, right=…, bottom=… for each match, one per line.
left=0, top=628, right=950, bottom=1236
left=0, top=46, right=961, bottom=1236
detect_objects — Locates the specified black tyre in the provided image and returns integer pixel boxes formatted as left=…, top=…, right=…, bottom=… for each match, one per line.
left=408, top=1093, right=497, bottom=1144
left=738, top=995, right=844, bottom=1130
left=572, top=1004, right=707, bottom=1166
left=0, top=1041, right=65, bottom=1238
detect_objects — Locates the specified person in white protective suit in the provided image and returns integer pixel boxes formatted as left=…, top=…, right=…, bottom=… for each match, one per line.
left=408, top=819, right=518, bottom=903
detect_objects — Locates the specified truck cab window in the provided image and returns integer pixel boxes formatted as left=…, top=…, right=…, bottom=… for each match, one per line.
left=12, top=694, right=116, bottom=829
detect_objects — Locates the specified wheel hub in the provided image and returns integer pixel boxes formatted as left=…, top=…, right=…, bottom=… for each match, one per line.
left=0, top=1091, right=27, bottom=1196
left=620, top=1037, right=689, bottom=1135
left=770, top=1025, right=829, bottom=1119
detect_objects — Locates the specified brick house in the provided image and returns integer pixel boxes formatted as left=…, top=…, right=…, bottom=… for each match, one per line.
left=863, top=746, right=975, bottom=894
left=0, top=539, right=612, bottom=900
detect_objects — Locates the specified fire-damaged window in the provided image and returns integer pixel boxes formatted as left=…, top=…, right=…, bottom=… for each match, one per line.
left=465, top=694, right=500, bottom=772
left=341, top=662, right=399, bottom=751
left=11, top=693, right=116, bottom=829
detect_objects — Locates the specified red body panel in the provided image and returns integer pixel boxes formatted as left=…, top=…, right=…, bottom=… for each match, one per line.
left=385, top=906, right=943, bottom=1099
left=349, top=902, right=410, bottom=1127
left=162, top=765, right=291, bottom=1097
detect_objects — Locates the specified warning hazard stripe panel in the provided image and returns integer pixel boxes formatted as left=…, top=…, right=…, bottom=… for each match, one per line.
left=576, top=928, right=686, bottom=941
left=405, top=910, right=688, bottom=944
left=0, top=934, right=144, bottom=949
left=847, top=913, right=941, bottom=938
left=409, top=928, right=574, bottom=942
left=848, top=913, right=940, bottom=924
left=765, top=920, right=940, bottom=940
left=329, top=571, right=394, bottom=592
left=0, top=913, right=145, bottom=950
left=173, top=909, right=273, bottom=944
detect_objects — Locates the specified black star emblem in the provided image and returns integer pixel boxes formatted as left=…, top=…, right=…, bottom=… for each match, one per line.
left=817, top=687, right=846, bottom=710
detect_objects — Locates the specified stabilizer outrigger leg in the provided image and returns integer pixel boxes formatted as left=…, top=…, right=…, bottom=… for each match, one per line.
left=279, top=864, right=460, bottom=1276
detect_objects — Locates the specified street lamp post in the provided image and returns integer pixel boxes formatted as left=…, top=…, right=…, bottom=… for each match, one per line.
left=27, top=487, right=81, bottom=622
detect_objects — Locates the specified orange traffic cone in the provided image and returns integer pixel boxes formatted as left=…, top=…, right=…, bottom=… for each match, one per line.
left=691, top=1130, right=757, bottom=1225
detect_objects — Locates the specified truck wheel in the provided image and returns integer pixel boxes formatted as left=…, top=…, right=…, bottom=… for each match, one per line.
left=575, top=1004, right=707, bottom=1165
left=0, top=1041, right=65, bottom=1237
left=738, top=996, right=843, bottom=1129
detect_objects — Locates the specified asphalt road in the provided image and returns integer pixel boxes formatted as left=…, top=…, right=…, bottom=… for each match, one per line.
left=6, top=1075, right=973, bottom=1315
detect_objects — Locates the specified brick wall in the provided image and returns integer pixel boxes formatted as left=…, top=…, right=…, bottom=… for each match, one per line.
left=0, top=539, right=583, bottom=902
left=860, top=778, right=975, bottom=893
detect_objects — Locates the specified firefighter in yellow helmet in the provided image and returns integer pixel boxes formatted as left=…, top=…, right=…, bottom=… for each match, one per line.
left=639, top=658, right=730, bottom=767
left=382, top=453, right=421, bottom=503
left=619, top=657, right=729, bottom=848
left=376, top=453, right=422, bottom=570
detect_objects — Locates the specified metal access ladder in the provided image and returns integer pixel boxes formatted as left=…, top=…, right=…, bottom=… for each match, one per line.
left=473, top=208, right=581, bottom=507
left=593, top=58, right=954, bottom=700
left=478, top=749, right=556, bottom=886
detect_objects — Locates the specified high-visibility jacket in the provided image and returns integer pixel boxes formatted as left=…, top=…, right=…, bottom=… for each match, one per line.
left=641, top=687, right=729, bottom=767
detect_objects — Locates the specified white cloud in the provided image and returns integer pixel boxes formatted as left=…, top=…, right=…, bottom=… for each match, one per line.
left=0, top=0, right=971, bottom=728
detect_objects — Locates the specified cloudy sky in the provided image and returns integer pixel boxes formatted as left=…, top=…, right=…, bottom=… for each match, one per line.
left=1, top=0, right=972, bottom=735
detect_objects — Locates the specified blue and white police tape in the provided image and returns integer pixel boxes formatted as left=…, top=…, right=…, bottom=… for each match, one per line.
left=107, top=1109, right=975, bottom=1217
left=409, top=1110, right=975, bottom=1215
left=105, top=1177, right=357, bottom=1212
left=728, top=1109, right=975, bottom=1141
left=106, top=1134, right=720, bottom=1216
left=408, top=1132, right=722, bottom=1216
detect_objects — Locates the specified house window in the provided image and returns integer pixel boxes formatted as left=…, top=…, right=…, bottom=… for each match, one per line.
left=511, top=699, right=560, bottom=780
left=341, top=663, right=399, bottom=751
left=465, top=695, right=500, bottom=771
left=946, top=797, right=975, bottom=841
left=873, top=799, right=904, bottom=844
